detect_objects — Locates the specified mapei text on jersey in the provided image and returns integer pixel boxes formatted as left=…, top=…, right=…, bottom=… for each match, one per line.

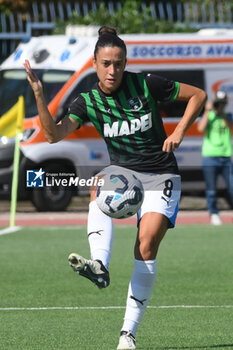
left=104, top=113, right=152, bottom=137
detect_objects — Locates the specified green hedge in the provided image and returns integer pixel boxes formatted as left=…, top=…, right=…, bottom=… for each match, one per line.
left=54, top=0, right=198, bottom=35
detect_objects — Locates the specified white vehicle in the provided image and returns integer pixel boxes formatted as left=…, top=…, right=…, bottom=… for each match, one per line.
left=0, top=28, right=233, bottom=210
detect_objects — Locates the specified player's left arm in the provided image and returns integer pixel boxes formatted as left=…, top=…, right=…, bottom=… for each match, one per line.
left=163, top=83, right=207, bottom=152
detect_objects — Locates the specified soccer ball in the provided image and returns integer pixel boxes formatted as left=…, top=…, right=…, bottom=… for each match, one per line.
left=96, top=170, right=144, bottom=219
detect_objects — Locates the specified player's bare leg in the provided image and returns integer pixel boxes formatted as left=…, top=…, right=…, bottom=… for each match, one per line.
left=135, top=212, right=169, bottom=260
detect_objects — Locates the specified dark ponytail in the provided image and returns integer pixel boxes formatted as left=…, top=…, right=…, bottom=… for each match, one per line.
left=94, top=26, right=127, bottom=59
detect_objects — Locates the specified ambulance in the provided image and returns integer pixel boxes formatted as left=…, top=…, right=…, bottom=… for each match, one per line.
left=0, top=27, right=233, bottom=211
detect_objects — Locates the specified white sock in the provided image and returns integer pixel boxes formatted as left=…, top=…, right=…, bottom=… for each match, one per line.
left=87, top=200, right=113, bottom=269
left=121, top=259, right=157, bottom=337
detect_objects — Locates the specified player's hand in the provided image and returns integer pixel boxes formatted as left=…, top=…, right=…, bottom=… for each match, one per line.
left=162, top=130, right=184, bottom=152
left=24, top=59, right=43, bottom=95
left=204, top=100, right=213, bottom=112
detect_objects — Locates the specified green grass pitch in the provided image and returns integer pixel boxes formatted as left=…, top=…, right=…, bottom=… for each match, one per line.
left=0, top=224, right=233, bottom=350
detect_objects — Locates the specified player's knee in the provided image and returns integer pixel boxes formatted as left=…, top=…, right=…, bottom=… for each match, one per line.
left=135, top=234, right=160, bottom=259
left=89, top=187, right=97, bottom=202
left=89, top=174, right=105, bottom=202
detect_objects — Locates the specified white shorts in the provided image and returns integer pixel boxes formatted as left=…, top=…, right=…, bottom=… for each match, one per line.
left=97, top=165, right=181, bottom=228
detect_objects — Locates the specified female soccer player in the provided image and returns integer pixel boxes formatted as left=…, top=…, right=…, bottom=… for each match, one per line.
left=24, top=26, right=207, bottom=350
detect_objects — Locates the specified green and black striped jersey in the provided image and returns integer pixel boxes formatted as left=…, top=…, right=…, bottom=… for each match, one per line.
left=68, top=71, right=180, bottom=174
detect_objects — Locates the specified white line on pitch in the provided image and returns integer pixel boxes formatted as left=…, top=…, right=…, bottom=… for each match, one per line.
left=0, top=305, right=233, bottom=311
left=0, top=226, right=22, bottom=235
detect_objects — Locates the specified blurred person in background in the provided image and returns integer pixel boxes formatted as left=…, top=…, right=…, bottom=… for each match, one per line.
left=198, top=90, right=233, bottom=225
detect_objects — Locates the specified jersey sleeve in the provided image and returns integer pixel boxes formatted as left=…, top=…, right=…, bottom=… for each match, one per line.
left=67, top=94, right=89, bottom=127
left=207, top=110, right=217, bottom=124
left=145, top=73, right=180, bottom=103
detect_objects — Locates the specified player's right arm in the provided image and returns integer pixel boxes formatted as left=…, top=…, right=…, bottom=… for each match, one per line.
left=24, top=60, right=79, bottom=143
